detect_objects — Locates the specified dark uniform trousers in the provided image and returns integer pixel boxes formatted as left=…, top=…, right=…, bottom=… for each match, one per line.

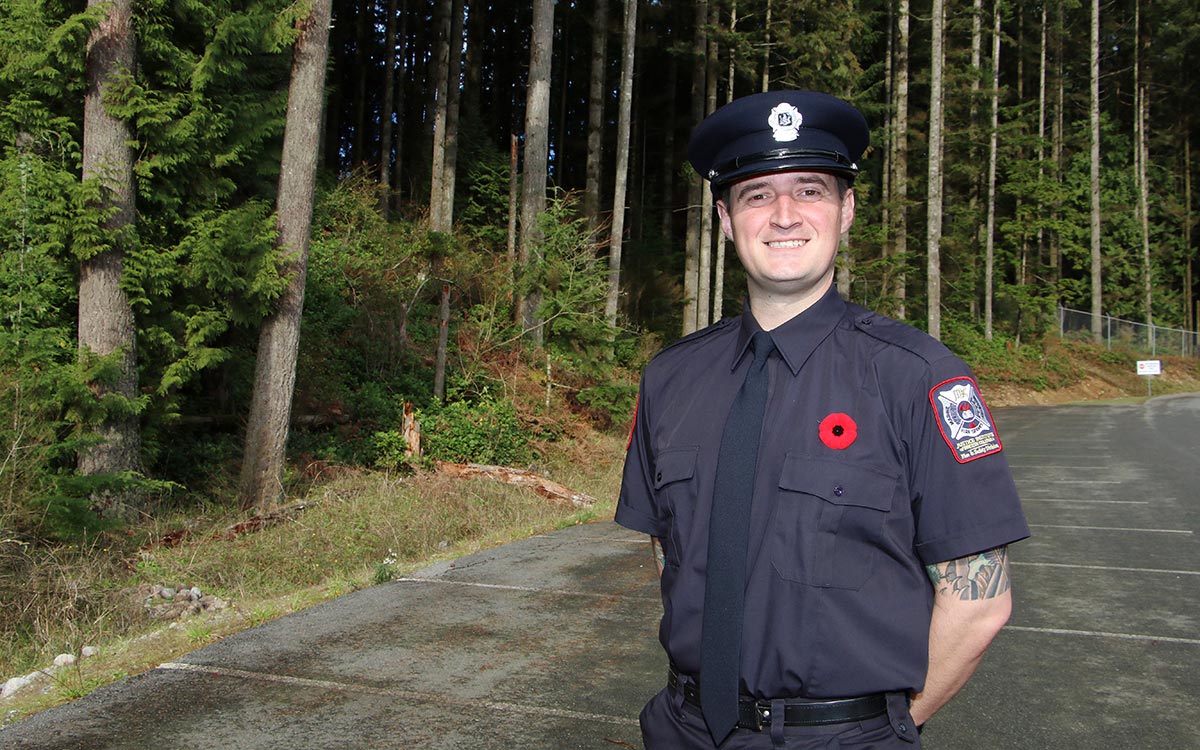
left=639, top=681, right=920, bottom=750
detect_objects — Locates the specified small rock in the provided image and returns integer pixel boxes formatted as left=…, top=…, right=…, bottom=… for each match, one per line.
left=81, top=646, right=99, bottom=659
left=189, top=586, right=202, bottom=601
left=159, top=587, right=176, bottom=600
left=2, top=676, right=32, bottom=699
left=52, top=654, right=76, bottom=668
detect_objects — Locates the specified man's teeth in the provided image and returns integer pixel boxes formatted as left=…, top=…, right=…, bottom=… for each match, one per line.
left=767, top=240, right=806, bottom=248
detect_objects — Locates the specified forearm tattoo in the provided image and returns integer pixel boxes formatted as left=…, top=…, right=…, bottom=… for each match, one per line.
left=926, top=547, right=1011, bottom=600
left=651, top=537, right=666, bottom=574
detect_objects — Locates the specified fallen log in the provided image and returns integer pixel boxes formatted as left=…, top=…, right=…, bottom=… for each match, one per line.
left=435, top=462, right=597, bottom=509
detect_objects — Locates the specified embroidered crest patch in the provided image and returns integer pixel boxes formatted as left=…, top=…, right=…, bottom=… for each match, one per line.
left=929, top=377, right=1003, bottom=463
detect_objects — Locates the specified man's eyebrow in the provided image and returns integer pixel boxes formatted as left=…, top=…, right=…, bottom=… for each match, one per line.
left=788, top=174, right=834, bottom=187
left=734, top=180, right=771, bottom=200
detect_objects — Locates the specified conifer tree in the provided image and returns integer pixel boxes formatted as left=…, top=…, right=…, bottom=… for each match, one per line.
left=78, top=0, right=141, bottom=510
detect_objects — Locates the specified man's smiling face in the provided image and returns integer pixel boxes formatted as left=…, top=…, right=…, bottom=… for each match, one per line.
left=716, top=171, right=855, bottom=310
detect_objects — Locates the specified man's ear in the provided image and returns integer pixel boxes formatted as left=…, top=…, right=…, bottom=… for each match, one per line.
left=840, top=189, right=856, bottom=235
left=716, top=200, right=734, bottom=240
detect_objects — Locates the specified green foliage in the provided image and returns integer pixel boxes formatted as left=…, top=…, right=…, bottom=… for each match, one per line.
left=529, top=192, right=618, bottom=378
left=418, top=397, right=532, bottom=466
left=575, top=382, right=639, bottom=430
left=942, top=319, right=1081, bottom=392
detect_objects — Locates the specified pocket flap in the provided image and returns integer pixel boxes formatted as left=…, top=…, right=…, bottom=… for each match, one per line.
left=653, top=446, right=698, bottom=489
left=779, top=455, right=898, bottom=511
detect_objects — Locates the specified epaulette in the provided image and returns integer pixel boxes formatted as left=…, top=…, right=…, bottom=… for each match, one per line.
left=846, top=303, right=954, bottom=366
left=652, top=316, right=738, bottom=360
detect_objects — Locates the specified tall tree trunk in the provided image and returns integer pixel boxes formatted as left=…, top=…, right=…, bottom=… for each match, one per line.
left=433, top=278, right=451, bottom=401
left=984, top=0, right=1001, bottom=341
left=352, top=0, right=370, bottom=166
left=1089, top=0, right=1103, bottom=343
left=659, top=53, right=678, bottom=239
left=1051, top=0, right=1064, bottom=286
left=439, top=0, right=465, bottom=229
left=240, top=0, right=333, bottom=511
left=967, top=0, right=983, bottom=321
left=1135, top=1, right=1152, bottom=332
left=889, top=0, right=910, bottom=319
left=697, top=0, right=719, bottom=330
left=926, top=0, right=945, bottom=340
left=1186, top=133, right=1194, bottom=343
left=379, top=0, right=399, bottom=217
left=1036, top=4, right=1048, bottom=277
left=682, top=0, right=707, bottom=335
left=391, top=0, right=410, bottom=211
left=606, top=0, right=638, bottom=329
left=79, top=0, right=141, bottom=502
left=429, top=0, right=452, bottom=232
left=584, top=0, right=610, bottom=227
left=714, top=1, right=736, bottom=321
left=518, top=0, right=555, bottom=345
left=761, top=0, right=771, bottom=90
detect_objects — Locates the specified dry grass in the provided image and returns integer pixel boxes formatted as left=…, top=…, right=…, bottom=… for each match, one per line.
left=0, top=430, right=625, bottom=724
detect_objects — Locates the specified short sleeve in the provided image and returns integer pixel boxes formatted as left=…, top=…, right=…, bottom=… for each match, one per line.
left=909, top=357, right=1030, bottom=564
left=614, top=376, right=664, bottom=537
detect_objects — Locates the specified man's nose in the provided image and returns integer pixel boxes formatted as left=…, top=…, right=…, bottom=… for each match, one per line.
left=770, top=195, right=803, bottom=228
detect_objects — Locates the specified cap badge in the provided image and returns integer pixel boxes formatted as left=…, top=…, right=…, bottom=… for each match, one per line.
left=768, top=103, right=802, bottom=142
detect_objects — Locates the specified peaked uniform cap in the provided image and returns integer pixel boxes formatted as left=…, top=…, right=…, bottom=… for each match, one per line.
left=688, top=90, right=870, bottom=190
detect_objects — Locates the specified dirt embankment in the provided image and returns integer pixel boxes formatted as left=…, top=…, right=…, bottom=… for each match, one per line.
left=983, top=353, right=1200, bottom=407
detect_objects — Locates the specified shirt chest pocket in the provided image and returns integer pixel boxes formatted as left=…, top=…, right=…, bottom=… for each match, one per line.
left=652, top=446, right=699, bottom=569
left=770, top=455, right=900, bottom=590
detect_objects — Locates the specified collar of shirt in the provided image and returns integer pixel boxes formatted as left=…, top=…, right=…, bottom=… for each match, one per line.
left=732, top=286, right=847, bottom=375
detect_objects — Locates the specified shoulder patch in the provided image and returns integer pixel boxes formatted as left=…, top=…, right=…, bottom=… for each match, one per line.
left=929, top=377, right=1003, bottom=463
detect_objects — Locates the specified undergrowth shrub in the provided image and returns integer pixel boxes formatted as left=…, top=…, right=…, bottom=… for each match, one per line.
left=942, top=319, right=1082, bottom=390
left=417, top=397, right=532, bottom=466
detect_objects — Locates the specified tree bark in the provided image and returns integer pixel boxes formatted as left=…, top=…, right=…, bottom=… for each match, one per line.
left=518, top=0, right=555, bottom=345
left=379, top=0, right=399, bottom=217
left=1135, top=1, right=1152, bottom=331
left=429, top=0, right=452, bottom=232
left=1090, top=0, right=1103, bottom=343
left=889, top=0, right=910, bottom=319
left=433, top=280, right=451, bottom=401
left=715, top=1, right=736, bottom=321
left=239, top=0, right=333, bottom=511
left=1036, top=4, right=1048, bottom=276
left=584, top=0, right=610, bottom=228
left=926, top=0, right=945, bottom=340
left=697, top=0, right=719, bottom=331
left=984, top=0, right=1001, bottom=341
left=606, top=0, right=638, bottom=328
left=682, top=0, right=707, bottom=335
left=79, top=0, right=141, bottom=498
left=440, top=0, right=465, bottom=228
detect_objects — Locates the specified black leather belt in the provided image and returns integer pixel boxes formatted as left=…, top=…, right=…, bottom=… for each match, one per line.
left=668, top=666, right=887, bottom=731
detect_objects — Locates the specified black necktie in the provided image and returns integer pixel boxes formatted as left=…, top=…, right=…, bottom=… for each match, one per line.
left=700, top=330, right=775, bottom=745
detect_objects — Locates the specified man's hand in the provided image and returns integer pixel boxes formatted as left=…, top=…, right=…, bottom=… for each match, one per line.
left=909, top=546, right=1013, bottom=726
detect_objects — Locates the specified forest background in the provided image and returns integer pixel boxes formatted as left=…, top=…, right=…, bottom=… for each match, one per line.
left=2, top=0, right=1200, bottom=711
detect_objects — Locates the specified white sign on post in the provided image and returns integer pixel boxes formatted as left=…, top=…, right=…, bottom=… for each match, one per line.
left=1136, top=360, right=1162, bottom=376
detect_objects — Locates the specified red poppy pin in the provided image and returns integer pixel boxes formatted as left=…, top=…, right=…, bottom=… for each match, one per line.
left=819, top=412, right=858, bottom=450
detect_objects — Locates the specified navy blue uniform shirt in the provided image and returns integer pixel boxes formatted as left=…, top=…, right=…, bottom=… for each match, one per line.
left=616, top=287, right=1030, bottom=700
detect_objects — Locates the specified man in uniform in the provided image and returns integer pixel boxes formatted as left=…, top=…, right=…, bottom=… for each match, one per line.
left=615, top=90, right=1029, bottom=749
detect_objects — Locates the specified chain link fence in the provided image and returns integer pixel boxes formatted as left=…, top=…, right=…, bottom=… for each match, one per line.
left=1059, top=307, right=1198, bottom=357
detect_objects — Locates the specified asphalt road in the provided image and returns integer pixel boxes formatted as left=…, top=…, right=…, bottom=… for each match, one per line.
left=1, top=395, right=1197, bottom=749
